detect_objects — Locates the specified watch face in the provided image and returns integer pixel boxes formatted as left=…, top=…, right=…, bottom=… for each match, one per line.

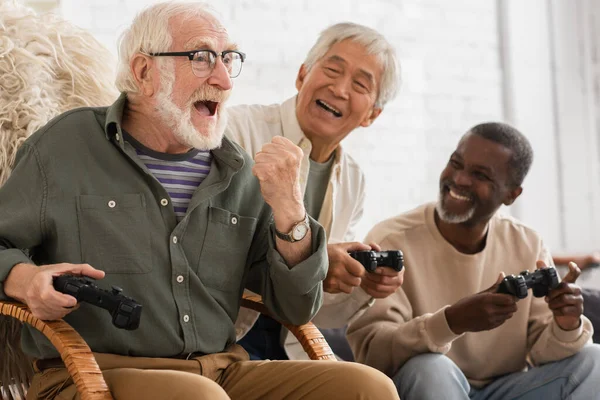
left=292, top=223, right=309, bottom=240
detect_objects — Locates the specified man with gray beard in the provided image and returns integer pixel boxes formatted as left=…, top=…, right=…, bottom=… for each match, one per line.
left=347, top=122, right=600, bottom=400
left=0, top=2, right=399, bottom=399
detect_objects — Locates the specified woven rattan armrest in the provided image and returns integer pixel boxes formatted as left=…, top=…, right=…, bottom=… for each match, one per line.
left=0, top=301, right=113, bottom=400
left=0, top=295, right=335, bottom=400
left=240, top=293, right=336, bottom=361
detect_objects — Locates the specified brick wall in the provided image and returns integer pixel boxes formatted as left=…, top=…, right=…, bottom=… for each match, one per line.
left=58, top=0, right=504, bottom=241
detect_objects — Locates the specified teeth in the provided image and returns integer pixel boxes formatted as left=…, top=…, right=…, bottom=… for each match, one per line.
left=449, top=189, right=470, bottom=201
left=317, top=100, right=342, bottom=116
left=321, top=100, right=340, bottom=114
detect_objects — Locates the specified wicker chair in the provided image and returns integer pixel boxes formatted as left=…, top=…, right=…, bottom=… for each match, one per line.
left=0, top=3, right=335, bottom=399
left=0, top=294, right=335, bottom=400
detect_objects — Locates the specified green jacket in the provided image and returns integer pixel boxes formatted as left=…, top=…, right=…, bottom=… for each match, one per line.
left=0, top=94, right=327, bottom=359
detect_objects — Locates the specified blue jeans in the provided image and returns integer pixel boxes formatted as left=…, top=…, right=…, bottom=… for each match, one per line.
left=393, top=345, right=600, bottom=399
left=237, top=314, right=288, bottom=360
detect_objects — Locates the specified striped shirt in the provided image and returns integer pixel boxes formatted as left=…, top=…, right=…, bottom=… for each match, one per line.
left=123, top=131, right=212, bottom=221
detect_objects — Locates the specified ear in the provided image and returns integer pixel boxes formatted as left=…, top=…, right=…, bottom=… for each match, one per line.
left=359, top=107, right=383, bottom=128
left=295, top=64, right=308, bottom=92
left=503, top=186, right=523, bottom=206
left=130, top=53, right=157, bottom=96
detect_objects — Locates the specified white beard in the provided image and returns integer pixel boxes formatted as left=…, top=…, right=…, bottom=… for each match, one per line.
left=155, top=61, right=228, bottom=151
left=435, top=192, right=476, bottom=224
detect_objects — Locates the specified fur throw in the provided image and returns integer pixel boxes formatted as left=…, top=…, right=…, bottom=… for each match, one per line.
left=0, top=1, right=118, bottom=398
left=0, top=0, right=118, bottom=186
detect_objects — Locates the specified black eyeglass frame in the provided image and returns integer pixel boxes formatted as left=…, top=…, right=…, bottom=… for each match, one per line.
left=148, top=49, right=246, bottom=77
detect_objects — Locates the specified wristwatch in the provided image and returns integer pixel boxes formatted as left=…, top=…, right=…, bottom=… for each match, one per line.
left=274, top=214, right=310, bottom=242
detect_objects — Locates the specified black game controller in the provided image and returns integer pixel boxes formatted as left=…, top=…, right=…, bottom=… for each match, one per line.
left=496, top=267, right=560, bottom=299
left=349, top=250, right=404, bottom=273
left=53, top=275, right=143, bottom=330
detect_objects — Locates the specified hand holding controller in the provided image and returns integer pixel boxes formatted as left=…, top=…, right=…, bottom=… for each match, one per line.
left=496, top=267, right=560, bottom=299
left=349, top=250, right=404, bottom=273
left=53, top=274, right=143, bottom=330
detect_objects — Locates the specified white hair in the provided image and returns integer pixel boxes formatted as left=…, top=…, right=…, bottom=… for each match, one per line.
left=303, top=22, right=401, bottom=108
left=154, top=59, right=229, bottom=150
left=0, top=0, right=118, bottom=187
left=115, top=1, right=223, bottom=94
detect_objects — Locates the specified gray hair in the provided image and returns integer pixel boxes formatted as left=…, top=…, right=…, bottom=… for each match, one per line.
left=115, top=1, right=223, bottom=93
left=303, top=22, right=401, bottom=108
left=468, top=122, right=534, bottom=187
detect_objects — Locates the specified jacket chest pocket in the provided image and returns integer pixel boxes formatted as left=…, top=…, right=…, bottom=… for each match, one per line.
left=196, top=207, right=258, bottom=291
left=77, top=194, right=152, bottom=273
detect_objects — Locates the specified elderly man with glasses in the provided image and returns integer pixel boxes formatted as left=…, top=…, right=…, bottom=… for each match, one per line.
left=0, top=2, right=399, bottom=399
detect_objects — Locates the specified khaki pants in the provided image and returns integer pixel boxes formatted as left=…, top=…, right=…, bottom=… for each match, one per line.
left=27, top=345, right=399, bottom=400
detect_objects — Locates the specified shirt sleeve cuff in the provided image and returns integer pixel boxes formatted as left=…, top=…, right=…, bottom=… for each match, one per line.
left=0, top=249, right=34, bottom=300
left=551, top=317, right=587, bottom=342
left=266, top=216, right=328, bottom=295
left=425, top=305, right=463, bottom=348
left=322, top=287, right=373, bottom=307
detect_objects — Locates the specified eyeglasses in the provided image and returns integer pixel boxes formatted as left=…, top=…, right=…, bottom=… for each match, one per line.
left=148, top=49, right=246, bottom=78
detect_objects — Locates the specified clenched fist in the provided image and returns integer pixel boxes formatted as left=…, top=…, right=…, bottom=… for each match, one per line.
left=253, top=136, right=306, bottom=229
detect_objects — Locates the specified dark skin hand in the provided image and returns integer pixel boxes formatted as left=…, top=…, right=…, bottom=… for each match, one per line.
left=541, top=260, right=584, bottom=331
left=445, top=273, right=518, bottom=335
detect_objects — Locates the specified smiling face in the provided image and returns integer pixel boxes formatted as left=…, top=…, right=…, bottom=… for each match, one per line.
left=294, top=39, right=383, bottom=145
left=436, top=133, right=522, bottom=225
left=154, top=13, right=234, bottom=150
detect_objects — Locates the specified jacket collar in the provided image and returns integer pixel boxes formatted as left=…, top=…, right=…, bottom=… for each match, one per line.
left=279, top=96, right=305, bottom=145
left=280, top=95, right=344, bottom=181
left=104, top=92, right=127, bottom=141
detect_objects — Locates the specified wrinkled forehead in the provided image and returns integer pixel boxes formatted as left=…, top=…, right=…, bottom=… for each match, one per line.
left=169, top=12, right=235, bottom=51
left=321, top=40, right=383, bottom=87
left=455, top=134, right=513, bottom=170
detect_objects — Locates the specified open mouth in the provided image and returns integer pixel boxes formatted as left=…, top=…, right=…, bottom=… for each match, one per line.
left=441, top=182, right=473, bottom=202
left=194, top=100, right=218, bottom=117
left=448, top=189, right=471, bottom=202
left=316, top=99, right=342, bottom=118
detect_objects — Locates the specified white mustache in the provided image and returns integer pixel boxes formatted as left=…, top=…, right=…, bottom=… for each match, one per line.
left=189, top=86, right=230, bottom=104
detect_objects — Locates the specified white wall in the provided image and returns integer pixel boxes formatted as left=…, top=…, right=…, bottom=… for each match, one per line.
left=500, top=0, right=600, bottom=252
left=55, top=0, right=505, bottom=242
left=498, top=0, right=563, bottom=248
left=549, top=0, right=600, bottom=252
left=26, top=0, right=600, bottom=252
